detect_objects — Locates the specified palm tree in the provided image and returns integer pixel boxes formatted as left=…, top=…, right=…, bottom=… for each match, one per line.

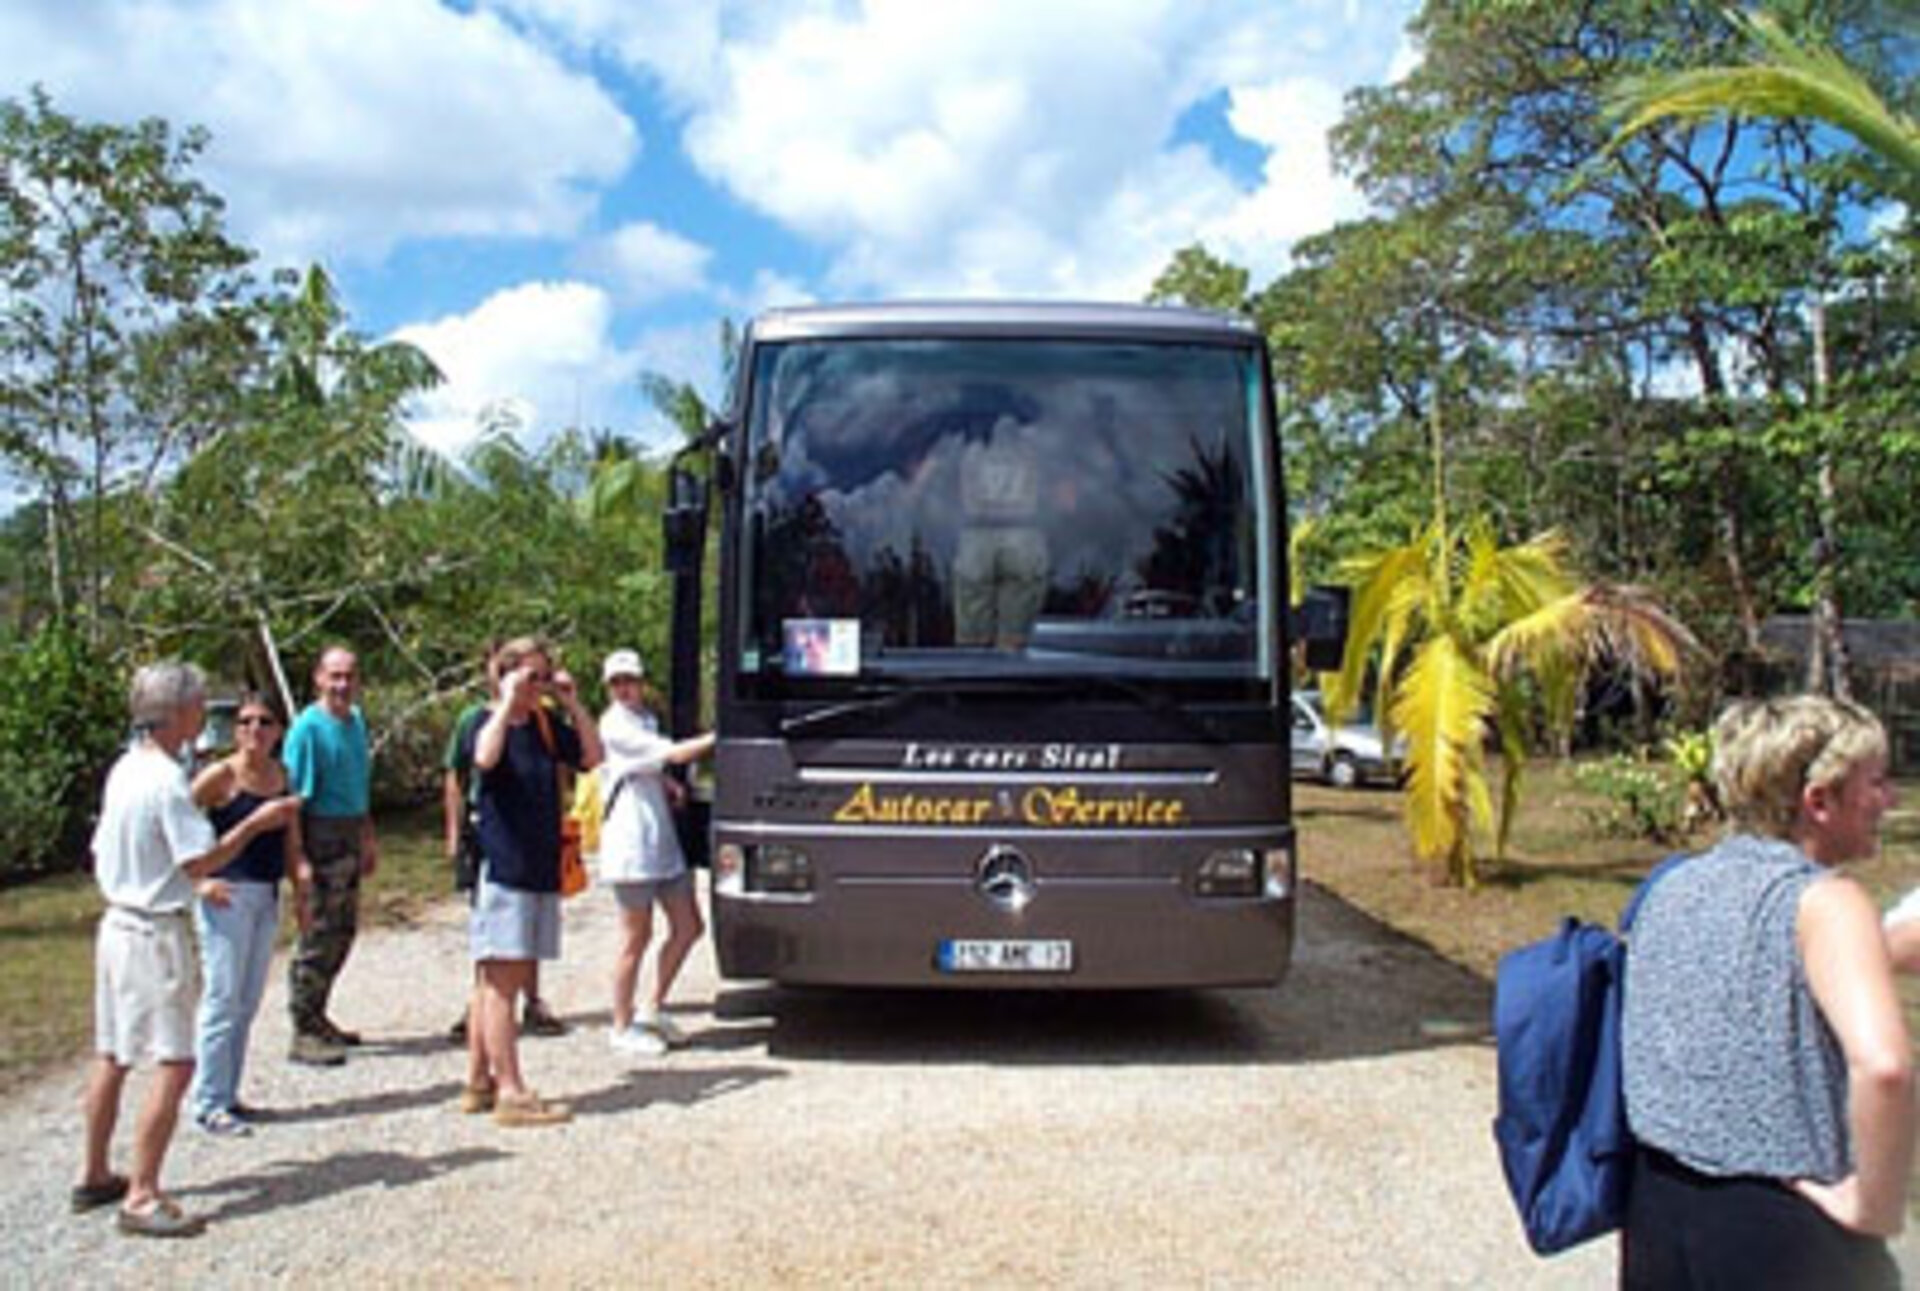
left=1328, top=517, right=1694, bottom=889
left=1608, top=8, right=1920, bottom=202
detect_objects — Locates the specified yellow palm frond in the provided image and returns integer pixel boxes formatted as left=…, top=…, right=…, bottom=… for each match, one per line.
left=1328, top=537, right=1431, bottom=721
left=1392, top=633, right=1498, bottom=875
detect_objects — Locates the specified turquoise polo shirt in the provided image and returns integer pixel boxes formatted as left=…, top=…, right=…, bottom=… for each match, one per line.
left=284, top=703, right=371, bottom=818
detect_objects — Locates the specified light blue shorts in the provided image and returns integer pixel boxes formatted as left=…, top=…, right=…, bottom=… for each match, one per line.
left=470, top=877, right=561, bottom=962
left=611, top=872, right=693, bottom=912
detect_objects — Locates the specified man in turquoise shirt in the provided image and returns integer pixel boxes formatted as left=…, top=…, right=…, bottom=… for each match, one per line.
left=282, top=645, right=378, bottom=1066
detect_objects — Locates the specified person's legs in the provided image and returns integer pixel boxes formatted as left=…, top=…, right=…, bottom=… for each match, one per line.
left=289, top=831, right=360, bottom=1038
left=649, top=881, right=704, bottom=1014
left=125, top=1061, right=193, bottom=1212
left=226, top=884, right=279, bottom=1108
left=80, top=1056, right=128, bottom=1189
left=611, top=892, right=654, bottom=1032
left=477, top=959, right=532, bottom=1097
left=189, top=897, right=243, bottom=1119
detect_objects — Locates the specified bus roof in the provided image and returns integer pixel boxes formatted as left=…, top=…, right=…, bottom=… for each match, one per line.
left=745, top=300, right=1259, bottom=345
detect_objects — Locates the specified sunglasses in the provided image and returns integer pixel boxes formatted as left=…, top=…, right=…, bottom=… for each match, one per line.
left=236, top=714, right=279, bottom=728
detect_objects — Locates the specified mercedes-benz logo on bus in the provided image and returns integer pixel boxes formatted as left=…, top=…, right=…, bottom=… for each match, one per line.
left=976, top=845, right=1036, bottom=912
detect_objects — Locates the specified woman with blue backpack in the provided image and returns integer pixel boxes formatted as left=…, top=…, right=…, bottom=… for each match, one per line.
left=1620, top=695, right=1910, bottom=1288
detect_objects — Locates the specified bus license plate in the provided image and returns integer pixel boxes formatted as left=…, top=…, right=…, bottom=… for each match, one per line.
left=937, top=939, right=1073, bottom=973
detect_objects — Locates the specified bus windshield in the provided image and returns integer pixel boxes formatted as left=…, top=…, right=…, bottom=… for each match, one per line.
left=736, top=337, right=1275, bottom=692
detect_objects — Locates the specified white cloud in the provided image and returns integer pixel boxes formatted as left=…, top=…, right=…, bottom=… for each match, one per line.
left=578, top=221, right=713, bottom=305
left=649, top=0, right=1409, bottom=299
left=1201, top=77, right=1367, bottom=281
left=396, top=282, right=645, bottom=457
left=0, top=0, right=638, bottom=269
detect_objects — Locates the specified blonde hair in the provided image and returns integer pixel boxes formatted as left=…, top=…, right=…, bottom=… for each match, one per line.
left=1712, top=694, right=1888, bottom=839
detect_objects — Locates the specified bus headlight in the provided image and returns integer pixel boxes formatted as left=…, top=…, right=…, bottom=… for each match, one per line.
left=1262, top=846, right=1295, bottom=900
left=714, top=843, right=746, bottom=896
left=749, top=843, right=814, bottom=894
left=1194, top=848, right=1260, bottom=898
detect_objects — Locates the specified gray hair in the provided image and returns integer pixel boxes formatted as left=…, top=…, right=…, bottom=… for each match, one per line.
left=129, top=661, right=207, bottom=731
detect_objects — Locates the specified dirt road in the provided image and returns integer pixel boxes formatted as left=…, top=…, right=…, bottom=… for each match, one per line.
left=3, top=879, right=1898, bottom=1287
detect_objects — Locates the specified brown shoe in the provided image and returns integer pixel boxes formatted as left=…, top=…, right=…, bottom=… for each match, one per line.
left=316, top=1018, right=363, bottom=1046
left=288, top=1032, right=346, bottom=1067
left=116, top=1197, right=205, bottom=1239
left=455, top=1083, right=497, bottom=1114
left=493, top=1091, right=571, bottom=1128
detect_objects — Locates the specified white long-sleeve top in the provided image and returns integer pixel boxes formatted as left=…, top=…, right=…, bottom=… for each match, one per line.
left=596, top=702, right=686, bottom=883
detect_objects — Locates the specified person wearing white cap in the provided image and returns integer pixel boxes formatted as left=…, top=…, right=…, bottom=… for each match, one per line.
left=597, top=649, right=715, bottom=1057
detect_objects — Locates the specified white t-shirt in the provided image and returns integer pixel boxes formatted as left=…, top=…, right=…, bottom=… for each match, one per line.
left=90, top=741, right=216, bottom=913
left=596, top=703, right=686, bottom=883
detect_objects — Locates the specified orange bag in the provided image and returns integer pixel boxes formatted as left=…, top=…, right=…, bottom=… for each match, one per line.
left=559, top=816, right=588, bottom=897
left=534, top=707, right=590, bottom=898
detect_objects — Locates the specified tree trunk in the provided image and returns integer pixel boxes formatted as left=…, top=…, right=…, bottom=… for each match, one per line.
left=1683, top=315, right=1763, bottom=650
left=1805, top=299, right=1852, bottom=700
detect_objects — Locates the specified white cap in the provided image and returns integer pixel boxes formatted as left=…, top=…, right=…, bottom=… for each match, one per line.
left=602, top=649, right=645, bottom=682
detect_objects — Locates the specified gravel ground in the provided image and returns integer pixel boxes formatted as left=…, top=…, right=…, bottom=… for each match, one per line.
left=3, top=877, right=1912, bottom=1288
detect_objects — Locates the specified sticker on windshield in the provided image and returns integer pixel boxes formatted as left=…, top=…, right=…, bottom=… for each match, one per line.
left=783, top=618, right=860, bottom=676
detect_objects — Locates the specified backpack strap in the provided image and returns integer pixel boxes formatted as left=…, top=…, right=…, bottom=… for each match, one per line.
left=1619, top=852, right=1692, bottom=934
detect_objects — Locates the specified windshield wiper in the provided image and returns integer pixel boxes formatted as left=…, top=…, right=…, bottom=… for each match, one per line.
left=779, top=688, right=926, bottom=737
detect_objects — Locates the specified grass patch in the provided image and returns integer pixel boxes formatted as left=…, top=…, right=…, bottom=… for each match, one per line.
left=1300, top=760, right=1920, bottom=980
left=0, top=805, right=455, bottom=1093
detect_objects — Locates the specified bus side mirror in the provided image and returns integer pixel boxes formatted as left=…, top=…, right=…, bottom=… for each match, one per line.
left=663, top=465, right=708, bottom=576
left=1292, top=585, right=1349, bottom=673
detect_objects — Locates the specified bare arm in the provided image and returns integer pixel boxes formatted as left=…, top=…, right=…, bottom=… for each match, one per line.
left=475, top=703, right=514, bottom=771
left=1889, top=920, right=1920, bottom=976
left=1796, top=875, right=1915, bottom=1236
left=443, top=769, right=465, bottom=860
left=665, top=732, right=716, bottom=766
left=190, top=760, right=235, bottom=811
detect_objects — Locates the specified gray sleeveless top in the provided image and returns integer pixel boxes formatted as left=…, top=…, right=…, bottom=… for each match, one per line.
left=1621, top=834, right=1849, bottom=1181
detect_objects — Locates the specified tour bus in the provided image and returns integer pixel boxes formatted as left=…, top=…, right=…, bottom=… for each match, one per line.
left=662, top=301, right=1345, bottom=988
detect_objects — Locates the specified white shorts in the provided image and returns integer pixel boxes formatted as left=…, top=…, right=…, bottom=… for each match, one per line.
left=611, top=872, right=693, bottom=912
left=94, top=907, right=199, bottom=1066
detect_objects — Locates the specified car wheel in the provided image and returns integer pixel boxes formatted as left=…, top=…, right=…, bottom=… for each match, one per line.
left=1326, top=753, right=1360, bottom=790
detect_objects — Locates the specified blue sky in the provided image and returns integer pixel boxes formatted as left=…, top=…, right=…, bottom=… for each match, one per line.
left=4, top=0, right=1418, bottom=457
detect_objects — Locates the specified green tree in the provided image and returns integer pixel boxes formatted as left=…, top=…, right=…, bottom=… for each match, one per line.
left=0, top=87, right=254, bottom=636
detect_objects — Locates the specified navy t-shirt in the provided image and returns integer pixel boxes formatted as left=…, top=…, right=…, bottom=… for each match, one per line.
left=464, top=709, right=583, bottom=893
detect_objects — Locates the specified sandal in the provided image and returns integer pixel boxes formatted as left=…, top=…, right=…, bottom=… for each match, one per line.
left=455, top=1083, right=497, bottom=1115
left=70, top=1173, right=129, bottom=1214
left=493, top=1091, right=572, bottom=1128
left=116, top=1198, right=205, bottom=1239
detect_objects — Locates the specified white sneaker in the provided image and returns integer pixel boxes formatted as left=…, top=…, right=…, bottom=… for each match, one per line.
left=639, top=1011, right=689, bottom=1048
left=609, top=1023, right=668, bottom=1058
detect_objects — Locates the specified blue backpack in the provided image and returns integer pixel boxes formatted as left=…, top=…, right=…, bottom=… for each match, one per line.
left=1492, top=855, right=1687, bottom=1256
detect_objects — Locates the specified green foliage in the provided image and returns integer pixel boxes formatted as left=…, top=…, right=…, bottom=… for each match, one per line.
left=1572, top=752, right=1686, bottom=841
left=0, top=86, right=255, bottom=633
left=0, top=623, right=124, bottom=876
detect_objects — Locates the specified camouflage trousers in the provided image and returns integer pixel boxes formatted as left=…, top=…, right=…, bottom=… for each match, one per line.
left=288, top=815, right=364, bottom=1035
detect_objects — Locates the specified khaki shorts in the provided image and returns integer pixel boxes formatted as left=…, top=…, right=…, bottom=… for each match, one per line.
left=94, top=907, right=199, bottom=1065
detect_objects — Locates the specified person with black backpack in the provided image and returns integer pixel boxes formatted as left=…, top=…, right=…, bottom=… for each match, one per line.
left=1620, top=696, right=1911, bottom=1289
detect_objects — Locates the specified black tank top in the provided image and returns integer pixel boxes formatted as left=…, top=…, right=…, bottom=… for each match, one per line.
left=209, top=789, right=288, bottom=884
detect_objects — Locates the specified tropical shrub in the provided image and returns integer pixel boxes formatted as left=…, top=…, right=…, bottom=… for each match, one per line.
left=0, top=625, right=125, bottom=877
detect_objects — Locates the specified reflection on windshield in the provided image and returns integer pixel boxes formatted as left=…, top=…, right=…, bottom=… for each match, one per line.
left=741, top=339, right=1271, bottom=682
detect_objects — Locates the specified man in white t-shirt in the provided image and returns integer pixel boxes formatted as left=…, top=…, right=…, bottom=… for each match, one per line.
left=76, top=662, right=297, bottom=1238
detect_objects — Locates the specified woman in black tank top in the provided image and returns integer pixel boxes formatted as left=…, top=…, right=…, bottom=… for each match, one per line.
left=185, top=694, right=304, bottom=1136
